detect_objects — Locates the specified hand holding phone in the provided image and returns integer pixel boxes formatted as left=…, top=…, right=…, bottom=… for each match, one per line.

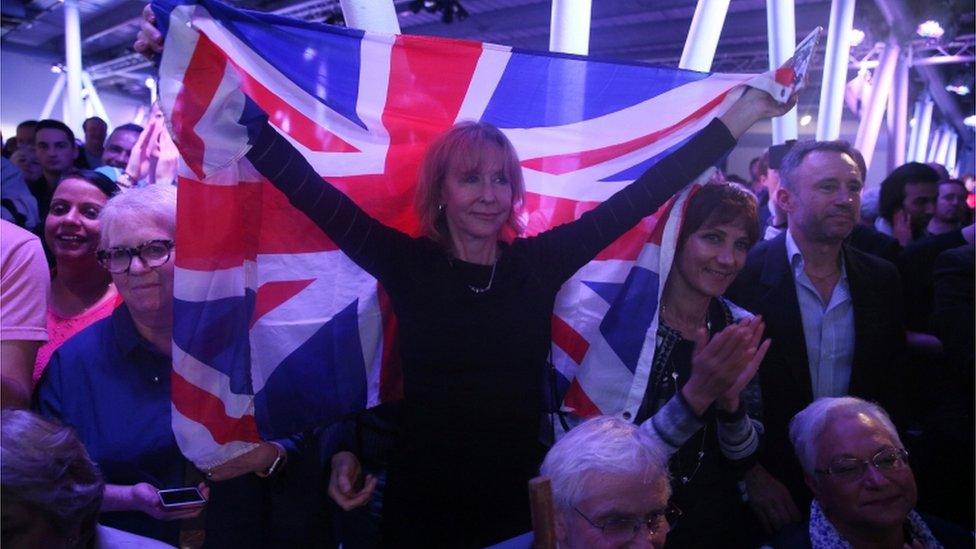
left=158, top=487, right=208, bottom=509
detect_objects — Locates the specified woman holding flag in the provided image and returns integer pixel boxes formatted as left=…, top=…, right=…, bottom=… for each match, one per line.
left=137, top=14, right=795, bottom=547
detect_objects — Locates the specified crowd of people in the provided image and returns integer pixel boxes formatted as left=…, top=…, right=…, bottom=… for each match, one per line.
left=1, top=15, right=975, bottom=549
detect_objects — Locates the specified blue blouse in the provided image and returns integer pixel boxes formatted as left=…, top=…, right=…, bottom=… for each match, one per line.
left=35, top=304, right=186, bottom=545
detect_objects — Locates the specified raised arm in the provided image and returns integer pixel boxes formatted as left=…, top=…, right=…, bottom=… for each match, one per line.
left=245, top=121, right=413, bottom=282
left=532, top=88, right=795, bottom=282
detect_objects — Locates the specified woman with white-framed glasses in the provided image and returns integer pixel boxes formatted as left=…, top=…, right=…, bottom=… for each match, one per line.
left=35, top=184, right=201, bottom=545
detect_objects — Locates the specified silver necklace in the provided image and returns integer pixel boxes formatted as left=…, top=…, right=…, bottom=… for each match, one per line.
left=468, top=261, right=497, bottom=294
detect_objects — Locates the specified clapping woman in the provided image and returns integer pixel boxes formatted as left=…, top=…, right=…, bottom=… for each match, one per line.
left=636, top=182, right=769, bottom=547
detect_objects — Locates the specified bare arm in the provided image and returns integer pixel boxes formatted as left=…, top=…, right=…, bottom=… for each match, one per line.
left=1, top=340, right=38, bottom=408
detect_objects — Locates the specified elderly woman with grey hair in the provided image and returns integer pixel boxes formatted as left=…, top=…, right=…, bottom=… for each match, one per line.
left=762, top=397, right=971, bottom=549
left=0, top=409, right=172, bottom=548
left=34, top=184, right=297, bottom=546
left=540, top=416, right=676, bottom=549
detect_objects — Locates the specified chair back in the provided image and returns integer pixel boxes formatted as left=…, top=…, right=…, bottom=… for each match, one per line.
left=528, top=476, right=556, bottom=549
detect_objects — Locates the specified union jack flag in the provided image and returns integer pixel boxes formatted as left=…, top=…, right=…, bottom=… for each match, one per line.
left=154, top=0, right=798, bottom=468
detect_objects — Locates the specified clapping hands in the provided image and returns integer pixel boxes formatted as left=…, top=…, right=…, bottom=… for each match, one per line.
left=682, top=316, right=771, bottom=416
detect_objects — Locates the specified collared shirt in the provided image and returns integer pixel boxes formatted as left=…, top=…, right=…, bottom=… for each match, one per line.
left=785, top=230, right=855, bottom=399
left=35, top=305, right=185, bottom=546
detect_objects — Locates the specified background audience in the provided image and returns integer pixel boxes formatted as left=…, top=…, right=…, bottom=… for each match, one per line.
left=876, top=162, right=940, bottom=246
left=1, top=95, right=973, bottom=548
left=29, top=119, right=79, bottom=222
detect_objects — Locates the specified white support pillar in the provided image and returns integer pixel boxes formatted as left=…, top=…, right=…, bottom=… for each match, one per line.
left=338, top=0, right=400, bottom=34
left=906, top=99, right=920, bottom=163
left=679, top=0, right=731, bottom=71
left=766, top=0, right=798, bottom=143
left=908, top=97, right=935, bottom=162
left=816, top=0, right=855, bottom=140
left=913, top=98, right=934, bottom=162
left=933, top=127, right=952, bottom=166
left=550, top=0, right=592, bottom=55
left=886, top=49, right=909, bottom=171
left=40, top=74, right=67, bottom=119
left=946, top=131, right=958, bottom=176
left=81, top=71, right=112, bottom=128
left=854, top=37, right=899, bottom=170
left=63, top=0, right=84, bottom=134
left=547, top=0, right=592, bottom=174
left=926, top=128, right=941, bottom=163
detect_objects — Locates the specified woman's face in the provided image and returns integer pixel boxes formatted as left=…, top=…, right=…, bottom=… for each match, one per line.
left=674, top=220, right=751, bottom=299
left=440, top=146, right=514, bottom=244
left=44, top=178, right=108, bottom=263
left=103, top=219, right=175, bottom=322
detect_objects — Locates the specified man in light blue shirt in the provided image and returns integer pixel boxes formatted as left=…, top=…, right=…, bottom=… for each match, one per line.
left=727, top=140, right=906, bottom=535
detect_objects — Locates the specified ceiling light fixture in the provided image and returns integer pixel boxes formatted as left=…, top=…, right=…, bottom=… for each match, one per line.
left=946, top=83, right=971, bottom=96
left=799, top=114, right=813, bottom=127
left=965, top=115, right=976, bottom=128
left=849, top=28, right=865, bottom=48
left=917, top=20, right=945, bottom=39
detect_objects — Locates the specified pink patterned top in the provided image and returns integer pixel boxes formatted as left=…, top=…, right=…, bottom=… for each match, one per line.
left=33, top=288, right=123, bottom=384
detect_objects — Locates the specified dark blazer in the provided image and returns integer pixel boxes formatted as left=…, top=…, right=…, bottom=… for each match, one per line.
left=726, top=232, right=906, bottom=508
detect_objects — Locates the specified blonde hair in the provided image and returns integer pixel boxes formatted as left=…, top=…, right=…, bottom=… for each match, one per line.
left=414, top=121, right=525, bottom=246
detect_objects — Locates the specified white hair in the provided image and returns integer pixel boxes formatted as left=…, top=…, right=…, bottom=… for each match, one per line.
left=98, top=183, right=177, bottom=247
left=789, top=397, right=903, bottom=476
left=541, top=416, right=670, bottom=511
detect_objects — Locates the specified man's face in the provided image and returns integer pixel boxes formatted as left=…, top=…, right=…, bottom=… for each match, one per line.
left=808, top=414, right=917, bottom=535
left=934, top=182, right=967, bottom=225
left=101, top=129, right=140, bottom=169
left=34, top=128, right=77, bottom=177
left=902, top=181, right=938, bottom=232
left=779, top=150, right=862, bottom=244
left=558, top=472, right=671, bottom=549
left=83, top=119, right=107, bottom=151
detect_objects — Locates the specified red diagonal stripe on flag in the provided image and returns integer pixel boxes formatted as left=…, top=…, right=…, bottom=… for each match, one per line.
left=377, top=284, right=403, bottom=402
left=523, top=192, right=663, bottom=261
left=226, top=55, right=361, bottom=154
left=171, top=371, right=261, bottom=445
left=563, top=379, right=601, bottom=417
left=520, top=89, right=733, bottom=175
left=176, top=177, right=340, bottom=271
left=250, top=279, right=315, bottom=328
left=552, top=314, right=589, bottom=364
left=172, top=34, right=226, bottom=179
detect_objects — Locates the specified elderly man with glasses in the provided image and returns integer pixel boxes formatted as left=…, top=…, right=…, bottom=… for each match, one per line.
left=539, top=416, right=678, bottom=549
left=763, top=397, right=971, bottom=548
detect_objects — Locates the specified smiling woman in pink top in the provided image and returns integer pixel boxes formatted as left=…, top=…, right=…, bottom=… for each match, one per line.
left=33, top=170, right=121, bottom=383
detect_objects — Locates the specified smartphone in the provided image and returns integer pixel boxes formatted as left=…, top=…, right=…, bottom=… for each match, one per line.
left=158, top=487, right=207, bottom=509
